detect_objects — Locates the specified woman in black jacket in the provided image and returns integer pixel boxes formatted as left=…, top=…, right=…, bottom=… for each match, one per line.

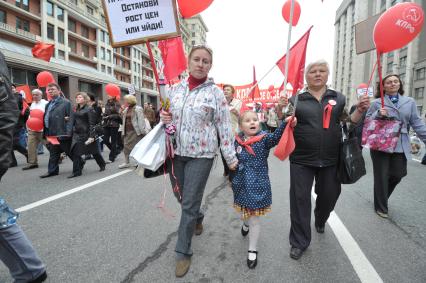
left=68, top=92, right=106, bottom=178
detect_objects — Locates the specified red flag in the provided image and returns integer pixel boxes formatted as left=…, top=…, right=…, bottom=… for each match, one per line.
left=274, top=117, right=296, bottom=160
left=32, top=42, right=54, bottom=62
left=276, top=26, right=313, bottom=96
left=16, top=85, right=32, bottom=103
left=250, top=65, right=261, bottom=101
left=158, top=37, right=187, bottom=82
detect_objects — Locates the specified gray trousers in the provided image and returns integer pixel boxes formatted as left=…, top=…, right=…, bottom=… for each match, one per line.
left=0, top=224, right=45, bottom=282
left=168, top=155, right=214, bottom=258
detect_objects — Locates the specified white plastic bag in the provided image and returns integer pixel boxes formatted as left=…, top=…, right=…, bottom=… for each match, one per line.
left=130, top=122, right=166, bottom=171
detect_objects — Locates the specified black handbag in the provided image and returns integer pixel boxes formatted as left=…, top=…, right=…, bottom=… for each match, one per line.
left=338, top=124, right=366, bottom=184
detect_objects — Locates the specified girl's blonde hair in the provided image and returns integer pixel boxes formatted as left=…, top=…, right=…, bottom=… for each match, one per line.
left=238, top=110, right=257, bottom=125
left=124, top=94, right=137, bottom=105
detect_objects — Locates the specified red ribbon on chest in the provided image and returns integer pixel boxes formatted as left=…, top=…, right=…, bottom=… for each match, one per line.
left=323, top=99, right=336, bottom=129
left=235, top=134, right=266, bottom=156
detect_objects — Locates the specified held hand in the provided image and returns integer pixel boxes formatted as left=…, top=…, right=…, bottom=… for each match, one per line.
left=85, top=138, right=95, bottom=145
left=357, top=95, right=370, bottom=112
left=285, top=116, right=297, bottom=128
left=228, top=161, right=238, bottom=171
left=64, top=116, right=70, bottom=121
left=379, top=107, right=388, bottom=117
left=160, top=110, right=172, bottom=124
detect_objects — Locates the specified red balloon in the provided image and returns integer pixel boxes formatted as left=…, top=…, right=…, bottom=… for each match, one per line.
left=357, top=83, right=368, bottom=89
left=26, top=117, right=43, bottom=132
left=105, top=83, right=121, bottom=98
left=178, top=0, right=213, bottom=18
left=282, top=0, right=301, bottom=26
left=30, top=109, right=44, bottom=119
left=268, top=85, right=275, bottom=92
left=374, top=2, right=424, bottom=53
left=36, top=71, right=55, bottom=87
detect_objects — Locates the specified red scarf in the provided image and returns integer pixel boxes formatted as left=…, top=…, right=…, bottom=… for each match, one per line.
left=188, top=75, right=207, bottom=91
left=235, top=134, right=266, bottom=156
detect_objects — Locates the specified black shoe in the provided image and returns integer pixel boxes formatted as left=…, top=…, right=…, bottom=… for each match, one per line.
left=22, top=164, right=39, bottom=170
left=241, top=224, right=249, bottom=237
left=40, top=172, right=58, bottom=178
left=99, top=165, right=106, bottom=172
left=315, top=222, right=325, bottom=234
left=290, top=247, right=304, bottom=260
left=247, top=250, right=258, bottom=269
left=29, top=271, right=47, bottom=283
left=67, top=172, right=82, bottom=178
left=421, top=160, right=426, bottom=165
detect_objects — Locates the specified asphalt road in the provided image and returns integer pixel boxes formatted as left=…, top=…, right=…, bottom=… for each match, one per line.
left=0, top=149, right=425, bottom=283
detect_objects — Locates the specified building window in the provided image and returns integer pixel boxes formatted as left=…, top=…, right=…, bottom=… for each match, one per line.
left=70, top=0, right=77, bottom=5
left=107, top=66, right=112, bottom=74
left=15, top=0, right=29, bottom=11
left=57, top=6, right=64, bottom=21
left=47, top=23, right=54, bottom=40
left=415, top=87, right=424, bottom=99
left=399, top=56, right=407, bottom=70
left=58, top=50, right=65, bottom=60
left=416, top=68, right=425, bottom=80
left=101, top=30, right=105, bottom=42
left=81, top=44, right=89, bottom=58
left=101, top=65, right=106, bottom=72
left=46, top=1, right=54, bottom=16
left=68, top=19, right=76, bottom=32
left=391, top=0, right=397, bottom=6
left=87, top=6, right=94, bottom=15
left=107, top=50, right=111, bottom=62
left=417, top=106, right=423, bottom=115
left=192, top=40, right=195, bottom=46
left=16, top=17, right=30, bottom=32
left=101, top=15, right=106, bottom=24
left=58, top=28, right=64, bottom=44
left=81, top=25, right=89, bottom=38
left=11, top=68, right=27, bottom=84
left=69, top=39, right=77, bottom=53
left=399, top=73, right=406, bottom=83
left=387, top=62, right=393, bottom=74
left=100, top=47, right=105, bottom=60
left=192, top=32, right=195, bottom=37
left=0, top=10, right=6, bottom=24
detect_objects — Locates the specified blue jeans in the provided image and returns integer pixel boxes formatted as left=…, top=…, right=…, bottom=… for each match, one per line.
left=168, top=156, right=214, bottom=258
left=0, top=224, right=46, bottom=282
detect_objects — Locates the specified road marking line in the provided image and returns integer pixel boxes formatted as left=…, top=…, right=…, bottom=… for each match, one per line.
left=312, top=192, right=383, bottom=283
left=412, top=158, right=421, bottom=163
left=16, top=170, right=132, bottom=213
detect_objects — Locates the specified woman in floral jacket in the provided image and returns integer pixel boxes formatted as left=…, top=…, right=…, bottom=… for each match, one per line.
left=161, top=45, right=238, bottom=278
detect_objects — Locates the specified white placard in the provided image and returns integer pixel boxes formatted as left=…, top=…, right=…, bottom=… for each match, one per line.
left=356, top=87, right=374, bottom=98
left=102, top=0, right=180, bottom=47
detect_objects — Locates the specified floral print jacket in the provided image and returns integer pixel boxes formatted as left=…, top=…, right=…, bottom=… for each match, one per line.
left=166, top=78, right=237, bottom=165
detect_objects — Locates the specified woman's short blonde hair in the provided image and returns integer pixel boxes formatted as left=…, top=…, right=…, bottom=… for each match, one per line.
left=305, top=59, right=330, bottom=76
left=124, top=94, right=137, bottom=105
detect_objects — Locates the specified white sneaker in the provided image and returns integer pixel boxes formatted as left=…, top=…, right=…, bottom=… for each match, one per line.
left=118, top=163, right=131, bottom=169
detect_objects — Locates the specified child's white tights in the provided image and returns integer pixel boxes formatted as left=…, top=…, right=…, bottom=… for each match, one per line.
left=244, top=216, right=260, bottom=260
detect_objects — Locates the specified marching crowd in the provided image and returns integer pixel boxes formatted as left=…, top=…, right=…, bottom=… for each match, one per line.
left=1, top=43, right=426, bottom=282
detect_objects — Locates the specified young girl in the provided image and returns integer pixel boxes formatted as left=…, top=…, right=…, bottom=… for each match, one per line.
left=231, top=110, right=295, bottom=269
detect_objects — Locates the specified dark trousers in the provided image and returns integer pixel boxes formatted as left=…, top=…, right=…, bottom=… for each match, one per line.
left=289, top=163, right=341, bottom=250
left=168, top=155, right=214, bottom=257
left=220, top=149, right=229, bottom=176
left=370, top=150, right=407, bottom=214
left=103, top=127, right=118, bottom=161
left=10, top=143, right=28, bottom=167
left=46, top=139, right=72, bottom=174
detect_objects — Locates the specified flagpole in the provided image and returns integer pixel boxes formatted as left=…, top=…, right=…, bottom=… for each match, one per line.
left=282, top=0, right=295, bottom=98
left=247, top=64, right=278, bottom=94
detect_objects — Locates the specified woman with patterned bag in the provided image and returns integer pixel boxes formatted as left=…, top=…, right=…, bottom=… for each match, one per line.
left=365, top=74, right=426, bottom=218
